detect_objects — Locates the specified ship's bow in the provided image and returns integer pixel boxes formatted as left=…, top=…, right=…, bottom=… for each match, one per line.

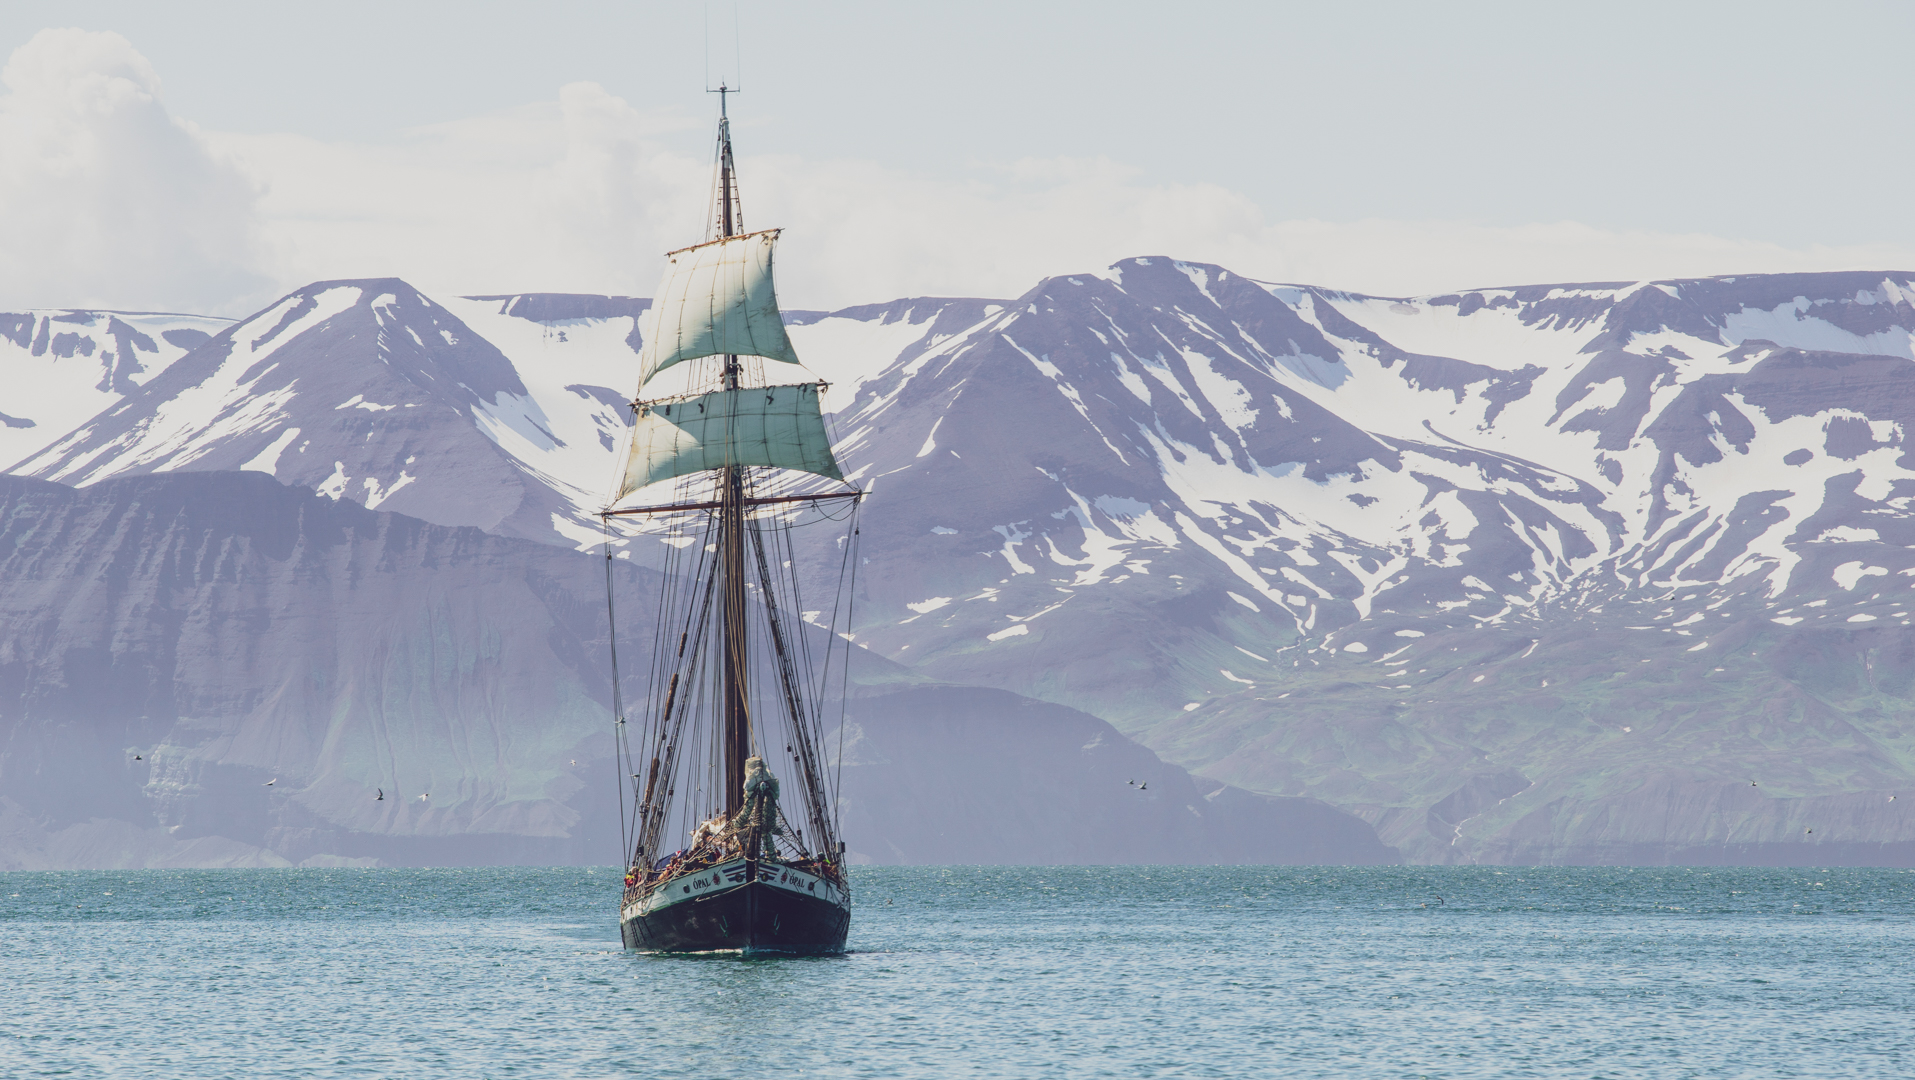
left=622, top=858, right=849, bottom=955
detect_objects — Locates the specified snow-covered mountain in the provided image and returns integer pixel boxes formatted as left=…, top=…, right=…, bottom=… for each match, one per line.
left=0, top=307, right=231, bottom=469
left=9, top=262, right=1915, bottom=864
left=816, top=260, right=1915, bottom=862
left=10, top=283, right=636, bottom=546
left=8, top=282, right=990, bottom=550
left=832, top=262, right=1915, bottom=701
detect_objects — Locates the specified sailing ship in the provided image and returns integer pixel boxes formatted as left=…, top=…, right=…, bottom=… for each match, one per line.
left=601, top=86, right=859, bottom=954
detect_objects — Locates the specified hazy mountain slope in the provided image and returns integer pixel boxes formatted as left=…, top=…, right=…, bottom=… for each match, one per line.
left=0, top=471, right=1376, bottom=869
left=0, top=470, right=636, bottom=867
left=834, top=686, right=1395, bottom=865
left=0, top=307, right=232, bottom=470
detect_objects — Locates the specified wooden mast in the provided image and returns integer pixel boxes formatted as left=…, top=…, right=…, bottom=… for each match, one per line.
left=714, top=85, right=751, bottom=820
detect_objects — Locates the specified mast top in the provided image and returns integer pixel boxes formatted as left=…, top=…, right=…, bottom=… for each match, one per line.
left=708, top=82, right=742, bottom=245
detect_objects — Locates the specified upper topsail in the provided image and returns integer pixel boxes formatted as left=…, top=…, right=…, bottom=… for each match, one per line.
left=636, top=229, right=801, bottom=388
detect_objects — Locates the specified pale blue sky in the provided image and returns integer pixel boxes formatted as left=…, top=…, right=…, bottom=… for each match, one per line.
left=1, top=1, right=1910, bottom=312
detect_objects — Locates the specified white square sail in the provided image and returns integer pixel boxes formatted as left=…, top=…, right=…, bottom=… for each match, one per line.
left=614, top=383, right=843, bottom=499
left=637, top=229, right=802, bottom=388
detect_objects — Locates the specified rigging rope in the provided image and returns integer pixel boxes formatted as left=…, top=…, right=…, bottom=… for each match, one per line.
left=601, top=515, right=630, bottom=868
left=835, top=511, right=861, bottom=843
left=609, top=433, right=862, bottom=885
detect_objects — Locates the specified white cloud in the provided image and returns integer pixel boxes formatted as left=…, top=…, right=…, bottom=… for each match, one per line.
left=210, top=84, right=710, bottom=306
left=1246, top=219, right=1915, bottom=299
left=748, top=157, right=1915, bottom=304
left=0, top=29, right=274, bottom=313
left=7, top=33, right=1914, bottom=317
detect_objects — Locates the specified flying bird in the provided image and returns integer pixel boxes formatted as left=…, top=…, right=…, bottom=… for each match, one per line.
left=1140, top=782, right=1148, bottom=791
left=133, top=755, right=142, bottom=761
left=264, top=779, right=276, bottom=787
left=418, top=793, right=429, bottom=802
left=376, top=788, right=384, bottom=801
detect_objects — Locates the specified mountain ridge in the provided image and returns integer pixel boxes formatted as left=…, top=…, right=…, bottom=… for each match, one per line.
left=8, top=261, right=1915, bottom=865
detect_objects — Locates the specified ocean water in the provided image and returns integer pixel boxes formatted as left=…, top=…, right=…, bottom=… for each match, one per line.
left=3, top=866, right=1912, bottom=1078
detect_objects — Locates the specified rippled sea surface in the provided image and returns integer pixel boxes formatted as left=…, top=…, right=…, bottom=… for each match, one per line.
left=4, top=865, right=1913, bottom=1078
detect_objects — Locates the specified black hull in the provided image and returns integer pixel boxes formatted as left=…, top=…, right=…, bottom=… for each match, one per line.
left=623, top=874, right=849, bottom=955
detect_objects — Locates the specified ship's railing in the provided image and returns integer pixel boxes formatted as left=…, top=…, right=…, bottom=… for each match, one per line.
left=622, top=847, right=847, bottom=905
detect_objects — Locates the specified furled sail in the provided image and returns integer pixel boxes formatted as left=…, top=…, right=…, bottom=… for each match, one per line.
left=614, top=382, right=843, bottom=499
left=636, top=229, right=802, bottom=388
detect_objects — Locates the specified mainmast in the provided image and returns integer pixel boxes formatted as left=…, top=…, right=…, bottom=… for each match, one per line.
left=610, top=82, right=852, bottom=868
left=609, top=77, right=854, bottom=955
left=714, top=84, right=750, bottom=819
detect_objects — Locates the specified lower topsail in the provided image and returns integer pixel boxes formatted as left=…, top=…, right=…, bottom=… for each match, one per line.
left=614, top=382, right=843, bottom=500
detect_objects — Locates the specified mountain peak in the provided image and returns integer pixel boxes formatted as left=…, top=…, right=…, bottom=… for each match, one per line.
left=12, top=278, right=569, bottom=538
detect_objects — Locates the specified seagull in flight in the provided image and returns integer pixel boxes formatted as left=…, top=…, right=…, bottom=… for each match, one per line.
left=264, top=778, right=276, bottom=787
left=418, top=793, right=429, bottom=802
left=1140, top=782, right=1148, bottom=791
left=133, top=755, right=142, bottom=761
left=376, top=788, right=384, bottom=801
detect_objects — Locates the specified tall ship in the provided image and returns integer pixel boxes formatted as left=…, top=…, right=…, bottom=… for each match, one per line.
left=602, top=87, right=859, bottom=954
